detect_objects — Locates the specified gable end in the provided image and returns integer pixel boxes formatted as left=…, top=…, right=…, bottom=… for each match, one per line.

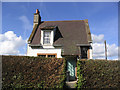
left=28, top=24, right=39, bottom=43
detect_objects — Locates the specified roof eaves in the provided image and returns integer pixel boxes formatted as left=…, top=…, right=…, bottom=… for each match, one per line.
left=29, top=44, right=42, bottom=47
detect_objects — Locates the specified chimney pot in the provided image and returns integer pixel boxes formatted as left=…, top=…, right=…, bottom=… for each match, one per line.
left=36, top=9, right=39, bottom=14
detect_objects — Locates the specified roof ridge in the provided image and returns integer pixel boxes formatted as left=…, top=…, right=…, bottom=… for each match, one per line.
left=44, top=20, right=85, bottom=22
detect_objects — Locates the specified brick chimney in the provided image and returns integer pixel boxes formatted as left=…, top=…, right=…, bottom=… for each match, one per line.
left=33, top=9, right=41, bottom=27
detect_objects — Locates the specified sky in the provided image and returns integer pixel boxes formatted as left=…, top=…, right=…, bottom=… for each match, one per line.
left=0, top=2, right=119, bottom=60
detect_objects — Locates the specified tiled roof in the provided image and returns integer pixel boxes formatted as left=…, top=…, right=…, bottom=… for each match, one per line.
left=28, top=24, right=39, bottom=43
left=28, top=20, right=92, bottom=55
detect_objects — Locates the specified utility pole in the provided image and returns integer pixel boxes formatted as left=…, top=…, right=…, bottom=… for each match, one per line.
left=104, top=40, right=107, bottom=60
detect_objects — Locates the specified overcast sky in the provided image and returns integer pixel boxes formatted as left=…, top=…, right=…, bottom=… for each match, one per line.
left=0, top=2, right=119, bottom=60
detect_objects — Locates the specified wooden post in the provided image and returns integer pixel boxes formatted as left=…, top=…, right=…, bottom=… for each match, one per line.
left=104, top=40, right=107, bottom=60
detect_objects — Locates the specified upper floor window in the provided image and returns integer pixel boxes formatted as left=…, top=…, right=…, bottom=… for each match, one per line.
left=43, top=31, right=51, bottom=44
left=41, top=26, right=57, bottom=46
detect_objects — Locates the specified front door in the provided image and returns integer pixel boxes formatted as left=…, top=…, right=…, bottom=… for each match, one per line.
left=67, top=59, right=76, bottom=81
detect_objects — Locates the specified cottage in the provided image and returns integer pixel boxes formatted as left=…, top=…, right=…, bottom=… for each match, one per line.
left=27, top=9, right=92, bottom=80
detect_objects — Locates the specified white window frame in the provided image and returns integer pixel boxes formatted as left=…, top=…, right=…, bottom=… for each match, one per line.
left=41, top=30, right=54, bottom=46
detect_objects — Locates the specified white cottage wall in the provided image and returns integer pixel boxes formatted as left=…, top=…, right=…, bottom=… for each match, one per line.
left=27, top=44, right=62, bottom=58
left=89, top=42, right=93, bottom=59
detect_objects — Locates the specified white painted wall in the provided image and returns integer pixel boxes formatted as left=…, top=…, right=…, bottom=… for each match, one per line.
left=89, top=42, right=93, bottom=59
left=27, top=44, right=62, bottom=58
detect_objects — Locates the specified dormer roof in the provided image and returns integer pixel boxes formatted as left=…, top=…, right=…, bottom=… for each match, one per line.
left=40, top=25, right=57, bottom=30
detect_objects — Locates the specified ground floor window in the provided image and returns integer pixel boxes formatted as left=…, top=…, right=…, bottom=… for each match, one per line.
left=48, top=55, right=55, bottom=57
left=37, top=53, right=57, bottom=58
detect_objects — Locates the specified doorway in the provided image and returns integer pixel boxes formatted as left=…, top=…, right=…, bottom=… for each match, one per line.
left=66, top=56, right=77, bottom=81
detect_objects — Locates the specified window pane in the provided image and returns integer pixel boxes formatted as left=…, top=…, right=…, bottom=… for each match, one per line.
left=44, top=31, right=50, bottom=37
left=48, top=55, right=55, bottom=57
left=38, top=55, right=46, bottom=57
left=43, top=31, right=51, bottom=44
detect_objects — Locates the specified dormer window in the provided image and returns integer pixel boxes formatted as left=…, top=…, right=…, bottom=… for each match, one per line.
left=43, top=31, right=51, bottom=44
left=40, top=26, right=57, bottom=46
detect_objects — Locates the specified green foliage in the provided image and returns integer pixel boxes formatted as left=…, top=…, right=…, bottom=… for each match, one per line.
left=76, top=60, right=85, bottom=88
left=77, top=59, right=120, bottom=88
left=55, top=58, right=66, bottom=88
left=2, top=55, right=66, bottom=89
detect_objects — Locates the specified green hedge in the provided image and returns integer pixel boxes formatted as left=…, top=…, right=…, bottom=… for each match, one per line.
left=76, top=60, right=85, bottom=88
left=2, top=55, right=66, bottom=89
left=77, top=59, right=120, bottom=88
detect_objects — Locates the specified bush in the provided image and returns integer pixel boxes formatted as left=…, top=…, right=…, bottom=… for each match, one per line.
left=76, top=60, right=85, bottom=88
left=2, top=55, right=66, bottom=89
left=77, top=59, right=120, bottom=88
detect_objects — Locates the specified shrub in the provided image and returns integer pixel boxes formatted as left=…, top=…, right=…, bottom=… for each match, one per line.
left=2, top=55, right=66, bottom=89
left=76, top=60, right=85, bottom=88
left=77, top=59, right=120, bottom=88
